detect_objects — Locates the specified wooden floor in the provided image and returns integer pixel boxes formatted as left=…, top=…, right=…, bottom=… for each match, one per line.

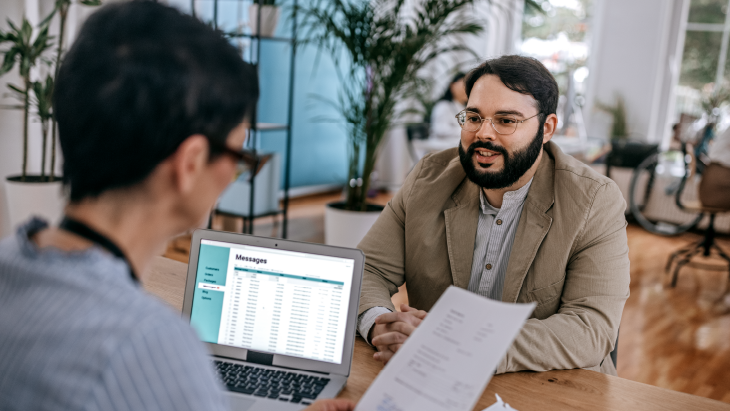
left=164, top=190, right=730, bottom=404
left=621, top=224, right=730, bottom=402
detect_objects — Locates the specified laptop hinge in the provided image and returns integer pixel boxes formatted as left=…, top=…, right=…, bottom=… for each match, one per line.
left=246, top=350, right=274, bottom=366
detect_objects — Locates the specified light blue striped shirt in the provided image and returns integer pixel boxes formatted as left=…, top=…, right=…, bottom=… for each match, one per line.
left=0, top=219, right=229, bottom=411
left=357, top=179, right=532, bottom=341
left=467, top=179, right=532, bottom=300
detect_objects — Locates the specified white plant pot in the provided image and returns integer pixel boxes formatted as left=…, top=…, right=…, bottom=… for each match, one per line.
left=249, top=5, right=280, bottom=37
left=4, top=176, right=65, bottom=231
left=324, top=202, right=383, bottom=248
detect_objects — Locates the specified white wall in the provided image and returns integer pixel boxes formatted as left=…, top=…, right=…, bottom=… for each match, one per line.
left=585, top=0, right=689, bottom=145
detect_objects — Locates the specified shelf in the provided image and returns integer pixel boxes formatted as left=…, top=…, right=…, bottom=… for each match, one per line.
left=228, top=33, right=293, bottom=43
left=214, top=209, right=284, bottom=220
left=199, top=0, right=298, bottom=238
left=253, top=123, right=288, bottom=131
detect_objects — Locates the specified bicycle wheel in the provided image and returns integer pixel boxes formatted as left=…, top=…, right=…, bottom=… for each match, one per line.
left=629, top=151, right=703, bottom=236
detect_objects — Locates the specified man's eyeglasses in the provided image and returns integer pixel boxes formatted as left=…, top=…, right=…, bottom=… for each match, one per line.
left=455, top=110, right=541, bottom=135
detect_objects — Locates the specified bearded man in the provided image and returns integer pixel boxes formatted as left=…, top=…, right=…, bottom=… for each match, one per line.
left=356, top=55, right=630, bottom=376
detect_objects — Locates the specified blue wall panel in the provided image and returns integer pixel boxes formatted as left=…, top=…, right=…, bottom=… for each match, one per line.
left=256, top=39, right=350, bottom=188
left=169, top=0, right=350, bottom=189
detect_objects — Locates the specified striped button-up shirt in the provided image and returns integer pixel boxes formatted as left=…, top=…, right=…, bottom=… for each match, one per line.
left=467, top=179, right=532, bottom=299
left=0, top=219, right=229, bottom=411
left=357, top=179, right=532, bottom=341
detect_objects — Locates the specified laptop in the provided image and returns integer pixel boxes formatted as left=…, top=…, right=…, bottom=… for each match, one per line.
left=182, top=229, right=365, bottom=410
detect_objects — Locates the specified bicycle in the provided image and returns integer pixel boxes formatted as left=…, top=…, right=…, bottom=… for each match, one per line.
left=628, top=121, right=714, bottom=236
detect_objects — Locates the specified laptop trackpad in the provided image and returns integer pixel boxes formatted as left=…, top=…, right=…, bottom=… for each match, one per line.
left=228, top=394, right=256, bottom=411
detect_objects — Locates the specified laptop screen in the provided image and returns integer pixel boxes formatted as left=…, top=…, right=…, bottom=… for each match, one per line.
left=189, top=239, right=355, bottom=365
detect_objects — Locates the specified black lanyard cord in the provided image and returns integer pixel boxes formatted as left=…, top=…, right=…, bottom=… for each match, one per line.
left=59, top=216, right=139, bottom=284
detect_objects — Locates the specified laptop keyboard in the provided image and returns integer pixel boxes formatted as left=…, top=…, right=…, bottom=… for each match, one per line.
left=214, top=360, right=330, bottom=405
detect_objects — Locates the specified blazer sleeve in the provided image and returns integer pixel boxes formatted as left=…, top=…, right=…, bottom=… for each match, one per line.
left=496, top=181, right=631, bottom=374
left=356, top=156, right=427, bottom=315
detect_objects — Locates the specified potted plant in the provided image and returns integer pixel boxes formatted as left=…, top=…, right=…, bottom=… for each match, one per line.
left=596, top=94, right=659, bottom=179
left=298, top=0, right=483, bottom=247
left=596, top=94, right=628, bottom=141
left=1, top=0, right=101, bottom=230
left=0, top=17, right=60, bottom=229
left=250, top=0, right=280, bottom=37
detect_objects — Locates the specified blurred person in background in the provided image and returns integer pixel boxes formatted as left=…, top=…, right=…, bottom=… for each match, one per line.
left=0, top=2, right=352, bottom=411
left=430, top=73, right=467, bottom=145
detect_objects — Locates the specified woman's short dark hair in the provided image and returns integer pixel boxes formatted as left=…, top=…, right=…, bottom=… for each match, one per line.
left=464, top=55, right=558, bottom=123
left=54, top=1, right=259, bottom=202
left=438, top=72, right=466, bottom=102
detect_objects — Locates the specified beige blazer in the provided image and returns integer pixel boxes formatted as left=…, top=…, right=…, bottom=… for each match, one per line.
left=358, top=142, right=630, bottom=375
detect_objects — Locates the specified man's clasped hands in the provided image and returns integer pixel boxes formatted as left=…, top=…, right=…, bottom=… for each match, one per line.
left=369, top=304, right=428, bottom=364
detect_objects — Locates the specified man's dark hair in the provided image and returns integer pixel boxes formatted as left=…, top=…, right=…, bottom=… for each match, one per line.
left=54, top=1, right=259, bottom=202
left=464, top=55, right=558, bottom=123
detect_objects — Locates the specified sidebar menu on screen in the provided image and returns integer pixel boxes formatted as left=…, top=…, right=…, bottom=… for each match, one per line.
left=189, top=244, right=230, bottom=343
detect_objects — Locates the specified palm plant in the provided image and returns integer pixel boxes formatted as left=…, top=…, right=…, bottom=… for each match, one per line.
left=596, top=94, right=628, bottom=140
left=0, top=18, right=53, bottom=182
left=298, top=0, right=484, bottom=211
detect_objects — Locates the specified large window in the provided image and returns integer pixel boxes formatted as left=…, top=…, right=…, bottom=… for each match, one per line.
left=521, top=0, right=593, bottom=138
left=675, top=0, right=730, bottom=120
left=521, top=0, right=593, bottom=96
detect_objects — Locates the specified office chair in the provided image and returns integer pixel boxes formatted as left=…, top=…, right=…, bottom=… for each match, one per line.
left=665, top=144, right=730, bottom=287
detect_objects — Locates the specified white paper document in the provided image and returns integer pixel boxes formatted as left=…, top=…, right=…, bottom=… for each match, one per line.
left=355, top=286, right=535, bottom=411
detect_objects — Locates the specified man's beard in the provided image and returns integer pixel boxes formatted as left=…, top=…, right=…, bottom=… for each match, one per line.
left=458, top=127, right=544, bottom=190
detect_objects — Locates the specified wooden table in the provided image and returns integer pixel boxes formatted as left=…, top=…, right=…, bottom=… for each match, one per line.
left=145, top=257, right=730, bottom=411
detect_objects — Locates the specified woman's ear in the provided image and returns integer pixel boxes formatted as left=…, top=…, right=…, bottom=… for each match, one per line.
left=169, top=134, right=210, bottom=194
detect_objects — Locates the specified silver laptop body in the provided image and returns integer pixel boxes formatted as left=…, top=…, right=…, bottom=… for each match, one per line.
left=182, top=229, right=365, bottom=410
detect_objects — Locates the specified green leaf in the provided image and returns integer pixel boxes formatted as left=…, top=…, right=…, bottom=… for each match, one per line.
left=40, top=8, right=58, bottom=27
left=30, top=74, right=54, bottom=121
left=31, top=25, right=54, bottom=57
left=7, top=83, right=25, bottom=94
left=80, top=0, right=102, bottom=6
left=21, top=19, right=32, bottom=42
left=0, top=47, right=19, bottom=75
left=7, top=19, right=20, bottom=34
left=524, top=0, right=546, bottom=15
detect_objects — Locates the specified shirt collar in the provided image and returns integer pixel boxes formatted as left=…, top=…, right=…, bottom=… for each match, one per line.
left=478, top=178, right=533, bottom=215
left=16, top=217, right=135, bottom=287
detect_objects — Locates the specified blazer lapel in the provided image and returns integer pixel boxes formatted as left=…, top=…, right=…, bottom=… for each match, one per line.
left=502, top=150, right=555, bottom=303
left=444, top=178, right=480, bottom=289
